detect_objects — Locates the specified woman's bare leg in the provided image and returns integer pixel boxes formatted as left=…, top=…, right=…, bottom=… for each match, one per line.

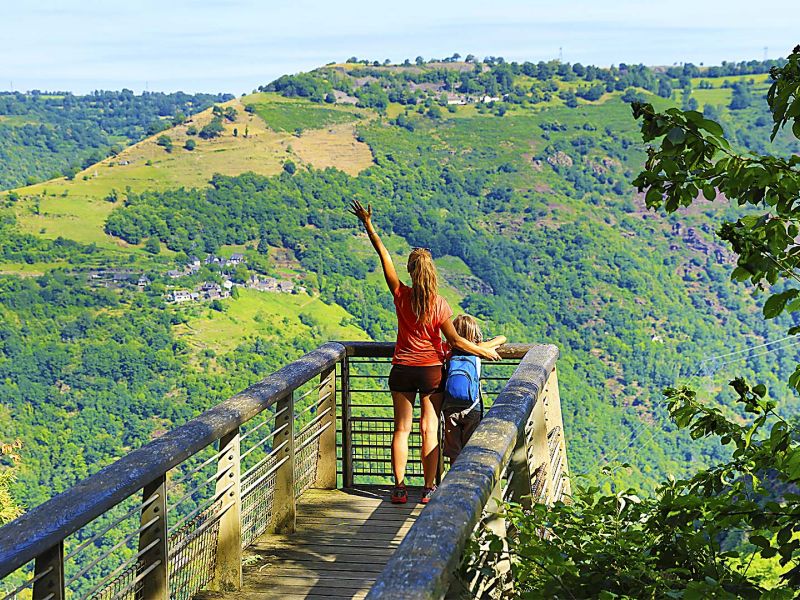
left=419, top=392, right=443, bottom=488
left=391, top=391, right=415, bottom=485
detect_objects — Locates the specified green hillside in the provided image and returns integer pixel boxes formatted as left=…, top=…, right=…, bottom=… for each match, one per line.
left=0, top=90, right=234, bottom=190
left=1, top=54, right=799, bottom=529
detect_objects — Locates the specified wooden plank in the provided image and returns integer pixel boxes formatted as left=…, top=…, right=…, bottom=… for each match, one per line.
left=296, top=506, right=419, bottom=519
left=250, top=537, right=403, bottom=550
left=198, top=588, right=368, bottom=599
left=295, top=510, right=419, bottom=523
left=296, top=515, right=416, bottom=527
left=245, top=551, right=394, bottom=568
left=248, top=572, right=375, bottom=585
left=249, top=539, right=397, bottom=554
left=245, top=562, right=382, bottom=576
left=268, top=526, right=410, bottom=546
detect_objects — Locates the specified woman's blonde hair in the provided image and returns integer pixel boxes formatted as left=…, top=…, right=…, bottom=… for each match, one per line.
left=408, top=248, right=438, bottom=325
left=453, top=314, right=484, bottom=343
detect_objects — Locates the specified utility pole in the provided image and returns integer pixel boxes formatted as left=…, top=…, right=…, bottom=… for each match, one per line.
left=558, top=47, right=563, bottom=63
left=763, top=46, right=768, bottom=61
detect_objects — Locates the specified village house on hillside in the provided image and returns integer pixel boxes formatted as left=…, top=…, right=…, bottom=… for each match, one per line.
left=246, top=275, right=301, bottom=294
left=168, top=290, right=196, bottom=303
left=167, top=281, right=231, bottom=304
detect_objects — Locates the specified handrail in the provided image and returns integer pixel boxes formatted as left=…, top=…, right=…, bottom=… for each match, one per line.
left=340, top=340, right=540, bottom=360
left=0, top=341, right=346, bottom=579
left=366, top=344, right=560, bottom=599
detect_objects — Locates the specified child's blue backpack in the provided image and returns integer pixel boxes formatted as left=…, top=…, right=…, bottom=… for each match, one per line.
left=445, top=355, right=481, bottom=412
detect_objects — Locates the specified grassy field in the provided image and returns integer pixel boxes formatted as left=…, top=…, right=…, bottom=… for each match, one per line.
left=7, top=94, right=374, bottom=249
left=0, top=115, right=39, bottom=126
left=244, top=95, right=362, bottom=132
left=690, top=73, right=771, bottom=88
left=173, top=288, right=368, bottom=356
left=0, top=262, right=66, bottom=276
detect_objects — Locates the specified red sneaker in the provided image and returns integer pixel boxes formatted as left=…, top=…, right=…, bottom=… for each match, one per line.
left=421, top=485, right=437, bottom=504
left=391, top=484, right=408, bottom=504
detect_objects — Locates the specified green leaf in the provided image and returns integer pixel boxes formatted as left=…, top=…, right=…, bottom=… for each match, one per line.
left=667, top=127, right=687, bottom=144
left=749, top=534, right=770, bottom=548
left=763, top=290, right=799, bottom=319
left=700, top=118, right=724, bottom=137
left=702, top=186, right=716, bottom=200
left=645, top=187, right=663, bottom=207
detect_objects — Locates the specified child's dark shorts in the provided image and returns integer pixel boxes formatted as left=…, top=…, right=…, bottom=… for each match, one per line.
left=388, top=364, right=446, bottom=395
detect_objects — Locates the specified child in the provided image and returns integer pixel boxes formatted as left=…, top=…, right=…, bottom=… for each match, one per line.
left=443, top=315, right=507, bottom=463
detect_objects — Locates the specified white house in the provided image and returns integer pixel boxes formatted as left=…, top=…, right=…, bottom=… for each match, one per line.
left=170, top=290, right=193, bottom=303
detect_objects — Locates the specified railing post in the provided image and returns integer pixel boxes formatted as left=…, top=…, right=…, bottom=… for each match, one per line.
left=268, top=392, right=296, bottom=533
left=508, top=423, right=534, bottom=510
left=341, top=356, right=354, bottom=488
left=138, top=474, right=168, bottom=600
left=32, top=542, right=64, bottom=600
left=315, top=366, right=337, bottom=489
left=528, top=388, right=551, bottom=504
left=544, top=367, right=570, bottom=500
left=209, top=428, right=242, bottom=591
left=477, top=478, right=511, bottom=597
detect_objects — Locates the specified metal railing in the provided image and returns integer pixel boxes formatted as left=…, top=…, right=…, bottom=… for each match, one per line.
left=366, top=343, right=569, bottom=599
left=0, top=341, right=568, bottom=600
left=0, top=342, right=343, bottom=600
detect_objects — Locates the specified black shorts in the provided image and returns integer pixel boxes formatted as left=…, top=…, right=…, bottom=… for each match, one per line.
left=388, top=364, right=446, bottom=395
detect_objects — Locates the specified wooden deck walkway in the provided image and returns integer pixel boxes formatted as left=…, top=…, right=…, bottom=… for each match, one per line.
left=197, top=486, right=423, bottom=600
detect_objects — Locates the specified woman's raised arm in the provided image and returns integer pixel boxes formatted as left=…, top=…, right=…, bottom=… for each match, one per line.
left=349, top=200, right=401, bottom=295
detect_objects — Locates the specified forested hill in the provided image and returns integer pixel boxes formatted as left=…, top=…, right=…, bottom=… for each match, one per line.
left=0, top=90, right=234, bottom=190
left=2, top=54, right=800, bottom=521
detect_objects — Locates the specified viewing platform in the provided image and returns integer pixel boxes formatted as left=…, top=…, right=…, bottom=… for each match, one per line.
left=0, top=342, right=569, bottom=600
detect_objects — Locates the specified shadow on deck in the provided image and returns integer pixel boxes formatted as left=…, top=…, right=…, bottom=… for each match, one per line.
left=196, top=487, right=423, bottom=599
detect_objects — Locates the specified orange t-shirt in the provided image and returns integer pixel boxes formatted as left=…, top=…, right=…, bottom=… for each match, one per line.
left=392, top=284, right=453, bottom=366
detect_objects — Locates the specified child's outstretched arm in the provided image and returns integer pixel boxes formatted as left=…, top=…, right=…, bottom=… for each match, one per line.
left=441, top=320, right=501, bottom=361
left=349, top=200, right=400, bottom=295
left=480, top=335, right=507, bottom=350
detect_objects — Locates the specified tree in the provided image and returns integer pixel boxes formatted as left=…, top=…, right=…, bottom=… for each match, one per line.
left=415, top=56, right=424, bottom=66
left=283, top=160, right=297, bottom=175
left=156, top=135, right=173, bottom=153
left=199, top=118, right=224, bottom=139
left=184, top=139, right=196, bottom=151
left=657, top=77, right=673, bottom=99
left=730, top=81, right=754, bottom=109
left=0, top=439, right=23, bottom=525
left=257, top=224, right=271, bottom=255
left=144, top=237, right=160, bottom=254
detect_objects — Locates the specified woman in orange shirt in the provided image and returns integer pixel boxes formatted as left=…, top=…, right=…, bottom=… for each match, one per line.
left=350, top=201, right=501, bottom=504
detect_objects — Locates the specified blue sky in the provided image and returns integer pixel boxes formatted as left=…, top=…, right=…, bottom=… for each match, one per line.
left=1, top=0, right=797, bottom=94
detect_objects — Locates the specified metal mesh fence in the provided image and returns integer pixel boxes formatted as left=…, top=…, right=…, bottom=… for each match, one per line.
left=168, top=498, right=225, bottom=600
left=294, top=420, right=322, bottom=498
